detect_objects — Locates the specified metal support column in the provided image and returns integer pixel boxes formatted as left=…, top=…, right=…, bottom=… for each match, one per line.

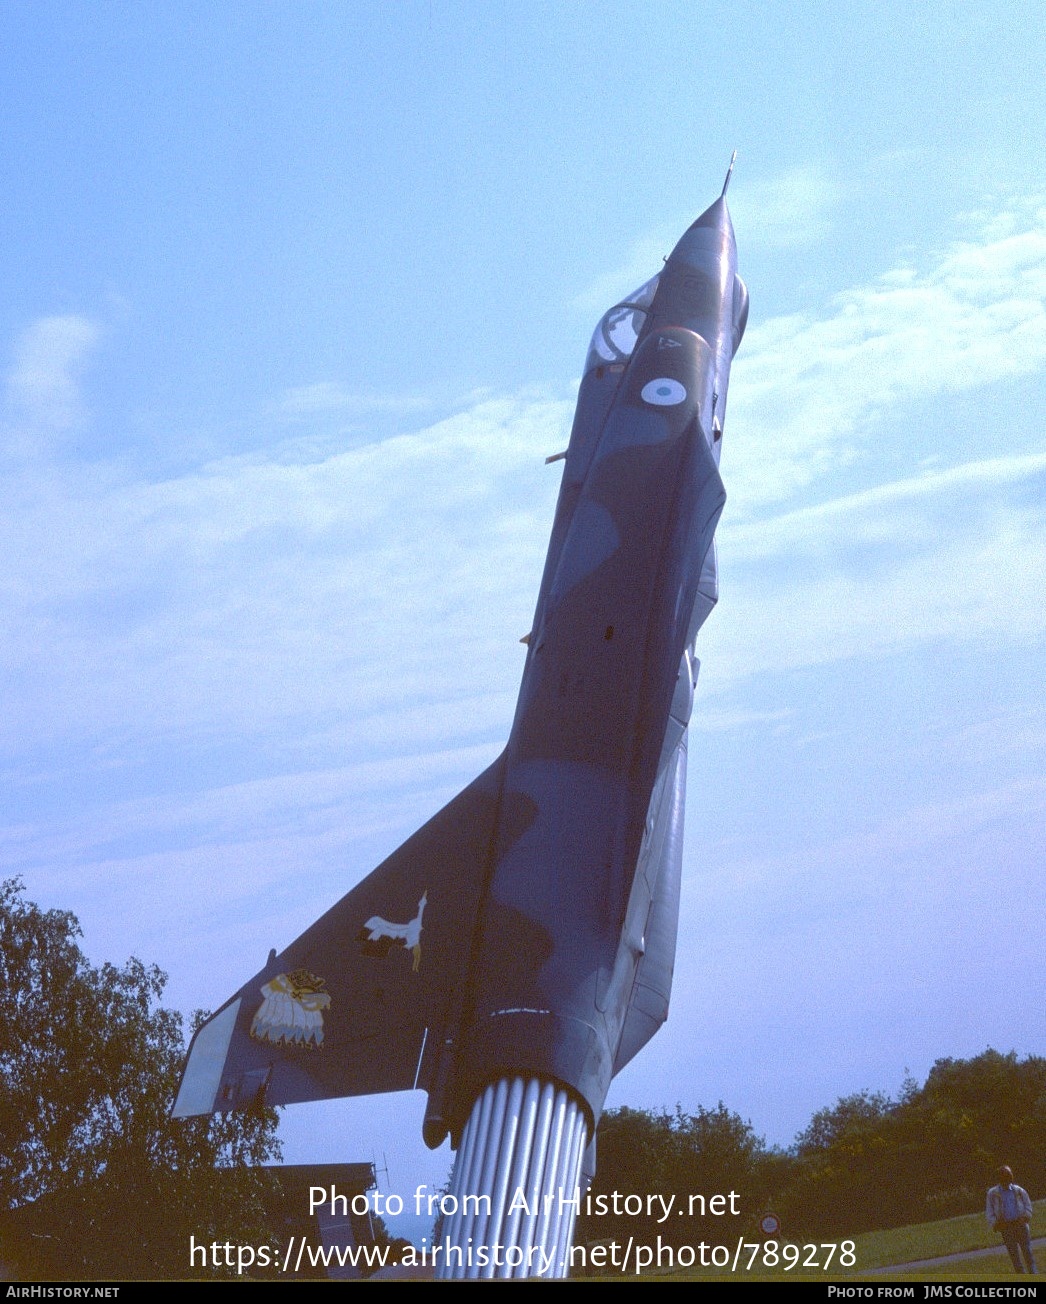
left=435, top=1076, right=588, bottom=1279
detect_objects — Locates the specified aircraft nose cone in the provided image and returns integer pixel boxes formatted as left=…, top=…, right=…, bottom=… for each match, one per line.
left=666, top=196, right=735, bottom=269
left=689, top=196, right=734, bottom=238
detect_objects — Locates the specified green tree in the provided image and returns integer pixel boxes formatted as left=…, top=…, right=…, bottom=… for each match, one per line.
left=781, top=1089, right=906, bottom=1235
left=0, top=877, right=282, bottom=1279
left=919, top=1050, right=1046, bottom=1178
left=578, top=1103, right=783, bottom=1254
left=778, top=1052, right=1046, bottom=1236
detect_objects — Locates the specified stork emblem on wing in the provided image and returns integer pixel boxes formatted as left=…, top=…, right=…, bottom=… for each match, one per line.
left=358, top=891, right=428, bottom=972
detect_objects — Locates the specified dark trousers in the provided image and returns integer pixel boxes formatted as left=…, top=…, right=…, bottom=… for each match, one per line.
left=998, top=1220, right=1037, bottom=1274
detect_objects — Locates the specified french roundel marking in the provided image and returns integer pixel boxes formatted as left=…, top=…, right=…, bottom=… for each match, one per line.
left=641, top=377, right=687, bottom=406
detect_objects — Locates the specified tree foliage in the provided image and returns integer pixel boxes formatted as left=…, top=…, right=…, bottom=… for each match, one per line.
left=0, top=877, right=282, bottom=1279
left=576, top=1050, right=1046, bottom=1265
left=777, top=1051, right=1046, bottom=1237
left=578, top=1103, right=783, bottom=1248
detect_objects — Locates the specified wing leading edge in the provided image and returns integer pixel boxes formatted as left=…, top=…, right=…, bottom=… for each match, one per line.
left=173, top=753, right=509, bottom=1117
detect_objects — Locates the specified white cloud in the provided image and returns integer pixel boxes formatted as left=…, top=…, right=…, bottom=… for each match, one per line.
left=275, top=381, right=436, bottom=419
left=691, top=707, right=795, bottom=734
left=0, top=395, right=571, bottom=758
left=723, top=451, right=1046, bottom=559
left=706, top=452, right=1046, bottom=680
left=694, top=775, right=1046, bottom=913
left=726, top=163, right=841, bottom=251
left=2, top=315, right=100, bottom=450
left=728, top=200, right=1046, bottom=510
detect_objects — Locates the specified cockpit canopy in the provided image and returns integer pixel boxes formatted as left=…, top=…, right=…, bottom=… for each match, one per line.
left=733, top=275, right=749, bottom=355
left=584, top=274, right=660, bottom=376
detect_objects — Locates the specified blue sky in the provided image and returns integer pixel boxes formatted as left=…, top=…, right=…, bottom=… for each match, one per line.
left=2, top=1, right=1044, bottom=1241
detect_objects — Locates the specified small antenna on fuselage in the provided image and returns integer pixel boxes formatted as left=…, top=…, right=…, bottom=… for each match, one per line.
left=721, top=149, right=737, bottom=197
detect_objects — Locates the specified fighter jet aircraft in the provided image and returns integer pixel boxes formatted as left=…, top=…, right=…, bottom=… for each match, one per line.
left=173, top=166, right=748, bottom=1171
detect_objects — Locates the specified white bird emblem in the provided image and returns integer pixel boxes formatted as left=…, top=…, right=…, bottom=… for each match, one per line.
left=359, top=891, right=428, bottom=972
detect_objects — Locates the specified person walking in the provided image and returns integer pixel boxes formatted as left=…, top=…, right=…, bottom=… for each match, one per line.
left=986, top=1166, right=1037, bottom=1274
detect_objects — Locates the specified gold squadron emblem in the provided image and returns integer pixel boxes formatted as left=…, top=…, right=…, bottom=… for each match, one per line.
left=250, top=969, right=331, bottom=1048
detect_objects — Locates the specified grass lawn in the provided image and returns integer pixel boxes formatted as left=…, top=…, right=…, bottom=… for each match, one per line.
left=855, top=1197, right=1046, bottom=1269
left=589, top=1198, right=1045, bottom=1281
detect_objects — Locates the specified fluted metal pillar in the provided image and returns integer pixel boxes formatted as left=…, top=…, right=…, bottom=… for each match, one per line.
left=435, top=1076, right=588, bottom=1279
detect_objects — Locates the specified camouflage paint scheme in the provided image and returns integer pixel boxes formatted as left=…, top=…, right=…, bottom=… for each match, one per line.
left=173, top=183, right=748, bottom=1153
